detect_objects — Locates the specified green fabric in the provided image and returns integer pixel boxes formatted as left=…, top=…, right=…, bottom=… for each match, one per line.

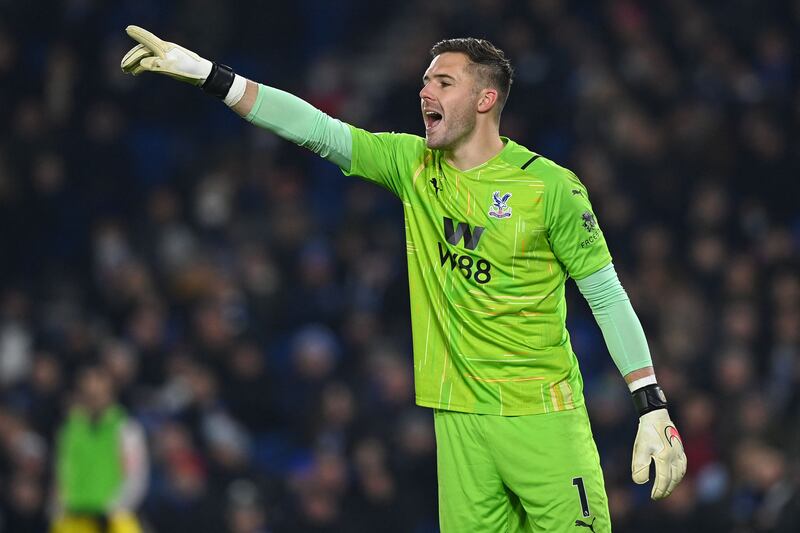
left=57, top=406, right=126, bottom=512
left=343, top=126, right=612, bottom=415
left=575, top=263, right=653, bottom=376
left=245, top=84, right=352, bottom=169
left=434, top=407, right=610, bottom=532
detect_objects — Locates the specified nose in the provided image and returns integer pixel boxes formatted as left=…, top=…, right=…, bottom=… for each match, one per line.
left=419, top=83, right=433, bottom=101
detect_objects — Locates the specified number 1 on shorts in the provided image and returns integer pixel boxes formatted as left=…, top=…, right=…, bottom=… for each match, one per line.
left=572, top=477, right=591, bottom=517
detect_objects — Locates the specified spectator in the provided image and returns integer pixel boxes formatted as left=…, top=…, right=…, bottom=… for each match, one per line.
left=52, top=366, right=148, bottom=533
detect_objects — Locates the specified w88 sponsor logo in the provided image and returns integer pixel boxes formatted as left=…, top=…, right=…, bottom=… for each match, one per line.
left=437, top=242, right=492, bottom=284
left=438, top=217, right=492, bottom=284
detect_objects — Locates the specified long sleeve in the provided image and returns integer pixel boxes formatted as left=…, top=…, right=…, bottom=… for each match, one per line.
left=245, top=84, right=352, bottom=170
left=109, top=419, right=149, bottom=512
left=575, top=263, right=653, bottom=376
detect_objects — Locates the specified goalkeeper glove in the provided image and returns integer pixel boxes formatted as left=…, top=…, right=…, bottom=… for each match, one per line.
left=630, top=385, right=687, bottom=499
left=121, top=25, right=245, bottom=105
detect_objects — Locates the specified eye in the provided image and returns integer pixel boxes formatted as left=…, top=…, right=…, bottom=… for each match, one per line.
left=440, top=81, right=451, bottom=88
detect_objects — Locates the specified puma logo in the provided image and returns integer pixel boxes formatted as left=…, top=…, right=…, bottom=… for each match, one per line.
left=575, top=517, right=596, bottom=532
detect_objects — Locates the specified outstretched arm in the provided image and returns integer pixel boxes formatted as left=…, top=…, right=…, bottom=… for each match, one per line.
left=121, top=25, right=352, bottom=170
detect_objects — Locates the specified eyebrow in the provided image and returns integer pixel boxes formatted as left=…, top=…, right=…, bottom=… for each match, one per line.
left=422, top=73, right=456, bottom=83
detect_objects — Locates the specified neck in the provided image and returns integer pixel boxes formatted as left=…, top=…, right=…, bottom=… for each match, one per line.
left=445, top=121, right=504, bottom=171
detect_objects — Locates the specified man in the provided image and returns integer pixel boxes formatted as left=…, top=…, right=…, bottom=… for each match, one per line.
left=52, top=366, right=148, bottom=533
left=121, top=27, right=686, bottom=532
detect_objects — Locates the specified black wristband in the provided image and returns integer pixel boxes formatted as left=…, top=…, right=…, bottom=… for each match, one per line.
left=631, top=384, right=668, bottom=416
left=201, top=62, right=235, bottom=99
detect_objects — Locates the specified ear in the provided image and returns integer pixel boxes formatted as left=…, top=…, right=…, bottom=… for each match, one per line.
left=477, top=88, right=499, bottom=115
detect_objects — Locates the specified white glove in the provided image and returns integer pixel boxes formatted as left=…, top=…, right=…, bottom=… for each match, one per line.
left=121, top=25, right=212, bottom=85
left=631, top=408, right=687, bottom=499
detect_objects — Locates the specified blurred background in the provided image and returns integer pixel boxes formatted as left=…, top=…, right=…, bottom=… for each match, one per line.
left=1, top=0, right=799, bottom=531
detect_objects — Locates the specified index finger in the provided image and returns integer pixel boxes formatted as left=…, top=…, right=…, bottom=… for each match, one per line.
left=650, top=458, right=671, bottom=500
left=125, top=25, right=167, bottom=58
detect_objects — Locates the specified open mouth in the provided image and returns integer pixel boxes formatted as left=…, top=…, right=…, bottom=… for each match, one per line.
left=424, top=111, right=443, bottom=132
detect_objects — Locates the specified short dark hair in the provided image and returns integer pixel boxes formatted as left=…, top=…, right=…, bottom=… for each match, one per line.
left=430, top=38, right=514, bottom=115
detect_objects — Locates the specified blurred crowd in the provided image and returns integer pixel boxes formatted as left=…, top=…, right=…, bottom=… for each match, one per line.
left=1, top=0, right=799, bottom=531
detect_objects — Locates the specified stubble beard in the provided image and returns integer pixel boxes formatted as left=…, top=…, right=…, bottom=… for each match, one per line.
left=425, top=106, right=476, bottom=151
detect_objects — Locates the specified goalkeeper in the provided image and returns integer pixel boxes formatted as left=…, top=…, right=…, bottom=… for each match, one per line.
left=121, top=27, right=686, bottom=532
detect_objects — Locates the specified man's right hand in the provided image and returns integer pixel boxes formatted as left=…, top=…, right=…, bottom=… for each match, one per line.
left=121, top=26, right=212, bottom=85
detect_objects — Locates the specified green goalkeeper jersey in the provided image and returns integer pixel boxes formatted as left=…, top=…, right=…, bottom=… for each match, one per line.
left=343, top=126, right=612, bottom=415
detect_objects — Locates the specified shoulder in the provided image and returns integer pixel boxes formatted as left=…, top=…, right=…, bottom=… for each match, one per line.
left=349, top=127, right=427, bottom=159
left=349, top=126, right=425, bottom=147
left=393, top=132, right=428, bottom=156
left=503, top=143, right=584, bottom=191
left=104, top=405, right=128, bottom=427
left=66, top=407, right=88, bottom=422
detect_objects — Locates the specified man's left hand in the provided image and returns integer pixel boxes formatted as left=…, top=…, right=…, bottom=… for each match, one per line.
left=631, top=408, right=687, bottom=499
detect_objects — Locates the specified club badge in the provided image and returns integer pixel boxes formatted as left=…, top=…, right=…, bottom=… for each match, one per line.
left=488, top=191, right=512, bottom=219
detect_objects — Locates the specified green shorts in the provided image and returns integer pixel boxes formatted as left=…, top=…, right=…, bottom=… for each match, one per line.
left=434, top=406, right=610, bottom=533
